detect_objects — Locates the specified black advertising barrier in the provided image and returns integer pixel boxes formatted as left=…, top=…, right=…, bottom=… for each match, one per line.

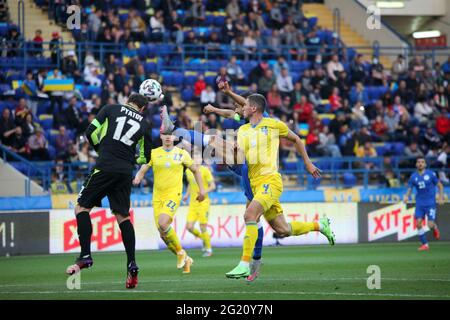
left=358, top=203, right=450, bottom=243
left=0, top=211, right=49, bottom=256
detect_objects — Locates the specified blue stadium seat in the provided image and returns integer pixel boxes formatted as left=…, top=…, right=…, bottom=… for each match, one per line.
left=47, top=145, right=56, bottom=160
left=151, top=128, right=160, bottom=139
left=307, top=175, right=321, bottom=189
left=343, top=173, right=357, bottom=188
left=221, top=118, right=237, bottom=130
left=122, top=0, right=133, bottom=7
left=0, top=84, right=11, bottom=94
left=375, top=145, right=385, bottom=156
left=183, top=74, right=198, bottom=86
left=308, top=17, right=318, bottom=29
left=393, top=142, right=405, bottom=156
left=146, top=44, right=157, bottom=57
left=282, top=159, right=297, bottom=171
left=321, top=118, right=331, bottom=126
left=39, top=115, right=53, bottom=131
left=152, top=114, right=162, bottom=128
left=317, top=160, right=331, bottom=171
left=88, top=86, right=102, bottom=98
left=0, top=23, right=8, bottom=37
left=205, top=14, right=214, bottom=26
left=137, top=44, right=148, bottom=59
left=213, top=16, right=225, bottom=27
left=181, top=87, right=194, bottom=101
left=145, top=62, right=158, bottom=73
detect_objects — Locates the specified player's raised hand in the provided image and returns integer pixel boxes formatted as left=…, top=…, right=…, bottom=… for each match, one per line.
left=218, top=80, right=231, bottom=93
left=306, top=162, right=321, bottom=179
left=203, top=104, right=216, bottom=114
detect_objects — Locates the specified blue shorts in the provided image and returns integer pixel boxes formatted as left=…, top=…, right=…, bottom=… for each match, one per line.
left=415, top=206, right=436, bottom=221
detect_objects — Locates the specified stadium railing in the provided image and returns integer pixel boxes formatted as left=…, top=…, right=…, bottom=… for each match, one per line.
left=3, top=153, right=449, bottom=194
left=1, top=40, right=449, bottom=75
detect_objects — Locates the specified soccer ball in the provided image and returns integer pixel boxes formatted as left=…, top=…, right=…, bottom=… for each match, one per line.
left=139, top=79, right=164, bottom=102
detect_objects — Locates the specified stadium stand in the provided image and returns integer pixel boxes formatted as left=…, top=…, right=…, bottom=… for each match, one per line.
left=1, top=0, right=450, bottom=193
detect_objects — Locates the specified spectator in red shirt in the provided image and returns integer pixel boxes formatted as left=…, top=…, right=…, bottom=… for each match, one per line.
left=294, top=95, right=313, bottom=123
left=372, top=115, right=388, bottom=140
left=436, top=111, right=450, bottom=136
left=33, top=29, right=43, bottom=56
left=194, top=74, right=206, bottom=99
left=329, top=87, right=342, bottom=112
left=306, top=128, right=320, bottom=155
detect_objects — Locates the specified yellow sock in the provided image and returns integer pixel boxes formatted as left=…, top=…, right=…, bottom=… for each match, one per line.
left=241, top=222, right=258, bottom=262
left=289, top=221, right=320, bottom=236
left=202, top=231, right=211, bottom=250
left=190, top=228, right=202, bottom=239
left=162, top=235, right=178, bottom=255
left=164, top=226, right=183, bottom=254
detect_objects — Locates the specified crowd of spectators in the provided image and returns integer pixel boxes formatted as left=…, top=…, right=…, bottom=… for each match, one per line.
left=1, top=0, right=450, bottom=189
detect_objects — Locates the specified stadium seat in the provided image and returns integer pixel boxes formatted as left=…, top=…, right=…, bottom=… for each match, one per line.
left=151, top=128, right=160, bottom=140
left=152, top=114, right=162, bottom=128
left=282, top=159, right=297, bottom=171
left=137, top=44, right=148, bottom=59
left=88, top=86, right=102, bottom=98
left=181, top=87, right=194, bottom=102
left=343, top=173, right=357, bottom=188
left=213, top=15, right=225, bottom=27
left=393, top=142, right=405, bottom=156
left=307, top=175, right=321, bottom=189
left=308, top=17, right=318, bottom=29
left=39, top=114, right=53, bottom=130
left=375, top=145, right=386, bottom=156
left=183, top=71, right=198, bottom=86
left=47, top=145, right=56, bottom=160
left=221, top=118, right=241, bottom=130
left=145, top=62, right=158, bottom=74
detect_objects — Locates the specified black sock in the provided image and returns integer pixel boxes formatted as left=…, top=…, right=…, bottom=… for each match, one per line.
left=76, top=211, right=92, bottom=258
left=119, top=220, right=136, bottom=266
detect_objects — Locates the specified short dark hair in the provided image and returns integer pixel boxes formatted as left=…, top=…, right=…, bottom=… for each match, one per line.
left=247, top=94, right=267, bottom=113
left=416, top=156, right=426, bottom=162
left=127, top=93, right=148, bottom=109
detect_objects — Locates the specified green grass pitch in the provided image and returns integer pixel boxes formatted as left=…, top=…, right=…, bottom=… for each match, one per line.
left=0, top=242, right=449, bottom=300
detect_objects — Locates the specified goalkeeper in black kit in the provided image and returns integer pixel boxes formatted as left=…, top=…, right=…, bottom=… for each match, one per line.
left=65, top=93, right=152, bottom=289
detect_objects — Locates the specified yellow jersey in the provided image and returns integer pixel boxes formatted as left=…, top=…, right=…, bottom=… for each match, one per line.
left=237, top=117, right=289, bottom=183
left=148, top=146, right=194, bottom=198
left=186, top=165, right=214, bottom=202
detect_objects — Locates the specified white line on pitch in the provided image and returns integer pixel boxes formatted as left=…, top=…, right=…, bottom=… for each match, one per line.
left=0, top=289, right=449, bottom=299
left=1, top=277, right=450, bottom=288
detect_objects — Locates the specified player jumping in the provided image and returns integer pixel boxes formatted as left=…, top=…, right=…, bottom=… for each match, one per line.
left=403, top=156, right=444, bottom=251
left=66, top=93, right=152, bottom=289
left=133, top=132, right=206, bottom=274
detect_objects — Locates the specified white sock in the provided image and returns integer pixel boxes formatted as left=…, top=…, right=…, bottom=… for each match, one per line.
left=239, top=261, right=250, bottom=268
